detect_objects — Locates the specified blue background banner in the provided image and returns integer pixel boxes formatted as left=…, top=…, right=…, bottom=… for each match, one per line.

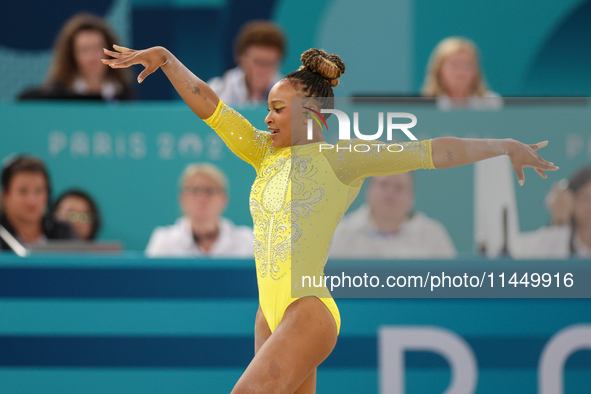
left=1, top=101, right=589, bottom=253
left=1, top=1, right=590, bottom=393
left=0, top=254, right=589, bottom=393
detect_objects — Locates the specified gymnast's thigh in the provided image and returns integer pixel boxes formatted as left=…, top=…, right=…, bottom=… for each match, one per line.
left=254, top=304, right=272, bottom=354
left=231, top=297, right=337, bottom=394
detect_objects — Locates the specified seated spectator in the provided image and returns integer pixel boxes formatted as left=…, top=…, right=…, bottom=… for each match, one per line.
left=515, top=167, right=591, bottom=258
left=422, top=37, right=502, bottom=110
left=19, top=13, right=133, bottom=102
left=208, top=20, right=285, bottom=106
left=53, top=189, right=101, bottom=241
left=329, top=173, right=456, bottom=259
left=146, top=163, right=253, bottom=257
left=0, top=156, right=76, bottom=251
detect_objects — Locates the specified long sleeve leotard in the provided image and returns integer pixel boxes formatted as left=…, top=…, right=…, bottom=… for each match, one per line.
left=204, top=100, right=435, bottom=334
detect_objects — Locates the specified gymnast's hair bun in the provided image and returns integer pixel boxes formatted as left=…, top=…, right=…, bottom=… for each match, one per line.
left=300, top=48, right=345, bottom=87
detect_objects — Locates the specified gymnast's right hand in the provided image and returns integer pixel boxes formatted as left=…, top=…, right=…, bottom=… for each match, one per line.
left=102, top=45, right=169, bottom=83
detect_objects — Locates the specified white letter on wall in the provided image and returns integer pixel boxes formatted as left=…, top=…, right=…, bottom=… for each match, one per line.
left=379, top=326, right=478, bottom=394
left=539, top=324, right=591, bottom=394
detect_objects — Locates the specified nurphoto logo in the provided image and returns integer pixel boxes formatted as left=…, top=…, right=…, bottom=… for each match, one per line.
left=305, top=108, right=419, bottom=152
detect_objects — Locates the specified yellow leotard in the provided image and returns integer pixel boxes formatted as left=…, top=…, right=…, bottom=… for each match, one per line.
left=204, top=100, right=435, bottom=334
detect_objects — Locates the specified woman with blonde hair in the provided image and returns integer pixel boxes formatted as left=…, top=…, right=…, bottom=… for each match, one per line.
left=20, top=13, right=133, bottom=101
left=103, top=42, right=556, bottom=393
left=422, top=36, right=502, bottom=109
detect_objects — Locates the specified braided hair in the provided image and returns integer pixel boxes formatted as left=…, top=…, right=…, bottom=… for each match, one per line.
left=283, top=48, right=345, bottom=117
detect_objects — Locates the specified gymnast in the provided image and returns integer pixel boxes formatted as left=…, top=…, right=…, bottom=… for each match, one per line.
left=102, top=44, right=557, bottom=393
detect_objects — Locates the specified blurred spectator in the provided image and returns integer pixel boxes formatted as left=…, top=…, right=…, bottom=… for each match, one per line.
left=0, top=156, right=76, bottom=251
left=53, top=189, right=101, bottom=241
left=146, top=163, right=253, bottom=257
left=422, top=37, right=502, bottom=110
left=19, top=13, right=133, bottom=102
left=208, top=20, right=285, bottom=106
left=330, top=173, right=456, bottom=259
left=516, top=167, right=591, bottom=258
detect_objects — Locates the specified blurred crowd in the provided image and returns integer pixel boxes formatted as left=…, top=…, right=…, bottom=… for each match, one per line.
left=1, top=13, right=589, bottom=260
left=15, top=13, right=499, bottom=108
left=2, top=151, right=589, bottom=258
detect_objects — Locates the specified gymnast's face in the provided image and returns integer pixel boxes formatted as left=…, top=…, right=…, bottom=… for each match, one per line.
left=180, top=173, right=227, bottom=224
left=265, top=81, right=296, bottom=148
left=265, top=81, right=317, bottom=148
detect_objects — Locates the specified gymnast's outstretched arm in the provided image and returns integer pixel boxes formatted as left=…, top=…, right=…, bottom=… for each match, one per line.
left=102, top=45, right=271, bottom=170
left=431, top=137, right=559, bottom=186
left=102, top=45, right=219, bottom=119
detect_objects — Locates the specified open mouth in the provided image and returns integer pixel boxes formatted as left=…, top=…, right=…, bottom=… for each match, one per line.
left=269, top=129, right=280, bottom=136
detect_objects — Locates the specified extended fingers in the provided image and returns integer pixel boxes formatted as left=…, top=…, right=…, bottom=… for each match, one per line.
left=101, top=50, right=137, bottom=68
left=526, top=146, right=557, bottom=170
left=137, top=67, right=156, bottom=83
left=535, top=154, right=558, bottom=170
left=512, top=162, right=526, bottom=186
left=101, top=58, right=134, bottom=68
left=513, top=144, right=559, bottom=186
left=535, top=158, right=557, bottom=170
left=535, top=167, right=548, bottom=179
left=113, top=44, right=133, bottom=53
left=101, top=57, right=124, bottom=67
left=530, top=140, right=548, bottom=151
left=103, top=48, right=123, bottom=58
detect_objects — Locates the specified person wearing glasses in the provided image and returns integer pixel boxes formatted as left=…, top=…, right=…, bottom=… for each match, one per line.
left=53, top=190, right=101, bottom=241
left=145, top=163, right=254, bottom=257
left=330, top=172, right=456, bottom=259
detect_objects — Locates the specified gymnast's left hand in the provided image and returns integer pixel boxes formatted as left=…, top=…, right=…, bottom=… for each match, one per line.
left=506, top=139, right=559, bottom=186
left=101, top=44, right=170, bottom=83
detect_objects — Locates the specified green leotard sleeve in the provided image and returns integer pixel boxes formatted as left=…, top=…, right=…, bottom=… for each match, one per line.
left=203, top=100, right=272, bottom=171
